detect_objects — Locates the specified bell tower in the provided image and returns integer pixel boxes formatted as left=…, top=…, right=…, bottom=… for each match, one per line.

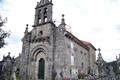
left=34, top=0, right=53, bottom=26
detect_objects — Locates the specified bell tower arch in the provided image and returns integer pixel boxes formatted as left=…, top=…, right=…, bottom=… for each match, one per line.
left=34, top=0, right=53, bottom=25
left=21, top=0, right=56, bottom=80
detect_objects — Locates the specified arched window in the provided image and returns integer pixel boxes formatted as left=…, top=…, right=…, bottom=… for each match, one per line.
left=44, top=8, right=48, bottom=22
left=38, top=10, right=41, bottom=24
left=40, top=31, right=43, bottom=35
left=44, top=8, right=48, bottom=17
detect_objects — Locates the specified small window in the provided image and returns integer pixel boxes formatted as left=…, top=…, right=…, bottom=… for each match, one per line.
left=17, top=68, right=20, bottom=72
left=81, top=62, right=84, bottom=69
left=80, top=51, right=83, bottom=54
left=40, top=31, right=43, bottom=35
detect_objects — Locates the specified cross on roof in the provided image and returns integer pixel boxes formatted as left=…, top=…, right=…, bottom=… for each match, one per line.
left=98, top=48, right=101, bottom=54
left=8, top=52, right=10, bottom=55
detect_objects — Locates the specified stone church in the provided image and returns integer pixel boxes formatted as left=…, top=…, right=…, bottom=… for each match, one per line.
left=19, top=0, right=96, bottom=80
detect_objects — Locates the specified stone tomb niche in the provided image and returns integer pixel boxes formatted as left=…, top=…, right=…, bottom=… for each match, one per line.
left=38, top=58, right=45, bottom=79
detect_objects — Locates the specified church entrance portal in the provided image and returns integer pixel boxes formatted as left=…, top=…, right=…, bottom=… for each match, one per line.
left=38, top=58, right=45, bottom=80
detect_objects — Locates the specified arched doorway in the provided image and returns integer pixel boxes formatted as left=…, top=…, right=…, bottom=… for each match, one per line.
left=38, top=58, right=45, bottom=79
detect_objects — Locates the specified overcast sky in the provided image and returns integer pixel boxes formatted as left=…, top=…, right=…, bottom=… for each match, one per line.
left=0, top=0, right=120, bottom=62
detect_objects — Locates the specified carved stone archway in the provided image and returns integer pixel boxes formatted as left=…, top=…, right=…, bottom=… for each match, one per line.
left=31, top=45, right=48, bottom=80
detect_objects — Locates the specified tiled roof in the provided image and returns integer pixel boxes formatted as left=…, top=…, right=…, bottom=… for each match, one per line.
left=65, top=31, right=96, bottom=51
left=65, top=31, right=89, bottom=51
left=81, top=40, right=96, bottom=51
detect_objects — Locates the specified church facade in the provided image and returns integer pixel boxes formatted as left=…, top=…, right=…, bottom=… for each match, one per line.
left=19, top=0, right=96, bottom=80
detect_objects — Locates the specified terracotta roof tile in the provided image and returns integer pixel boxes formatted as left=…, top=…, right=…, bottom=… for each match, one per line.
left=81, top=40, right=96, bottom=51
left=65, top=31, right=89, bottom=51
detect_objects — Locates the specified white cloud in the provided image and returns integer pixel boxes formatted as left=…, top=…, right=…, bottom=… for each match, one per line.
left=0, top=0, right=120, bottom=62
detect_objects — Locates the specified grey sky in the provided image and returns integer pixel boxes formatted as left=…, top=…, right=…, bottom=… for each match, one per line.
left=0, top=0, right=120, bottom=62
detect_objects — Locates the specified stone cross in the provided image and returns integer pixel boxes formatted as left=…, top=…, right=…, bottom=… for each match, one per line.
left=8, top=52, right=10, bottom=56
left=98, top=48, right=101, bottom=54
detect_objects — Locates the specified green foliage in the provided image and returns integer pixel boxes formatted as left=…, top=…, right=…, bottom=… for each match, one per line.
left=16, top=73, right=21, bottom=80
left=114, top=68, right=120, bottom=75
left=0, top=15, right=10, bottom=48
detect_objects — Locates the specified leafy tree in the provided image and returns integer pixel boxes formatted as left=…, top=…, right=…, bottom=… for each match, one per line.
left=0, top=15, right=10, bottom=48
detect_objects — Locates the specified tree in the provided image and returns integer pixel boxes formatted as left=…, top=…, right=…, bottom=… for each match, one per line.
left=0, top=15, right=10, bottom=48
